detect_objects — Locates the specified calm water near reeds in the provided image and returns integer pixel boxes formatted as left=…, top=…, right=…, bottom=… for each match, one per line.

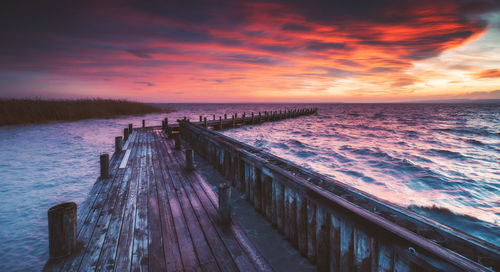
left=0, top=103, right=499, bottom=271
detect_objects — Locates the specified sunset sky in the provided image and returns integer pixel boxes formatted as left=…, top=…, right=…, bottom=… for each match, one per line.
left=1, top=0, right=500, bottom=102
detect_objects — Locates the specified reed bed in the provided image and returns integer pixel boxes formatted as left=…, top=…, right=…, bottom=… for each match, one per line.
left=0, top=98, right=172, bottom=126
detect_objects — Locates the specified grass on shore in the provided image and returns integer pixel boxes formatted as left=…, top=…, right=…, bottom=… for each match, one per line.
left=0, top=98, right=172, bottom=126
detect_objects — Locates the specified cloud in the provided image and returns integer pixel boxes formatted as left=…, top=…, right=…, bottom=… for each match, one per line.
left=1, top=0, right=499, bottom=101
left=475, top=69, right=500, bottom=79
left=134, top=81, right=155, bottom=87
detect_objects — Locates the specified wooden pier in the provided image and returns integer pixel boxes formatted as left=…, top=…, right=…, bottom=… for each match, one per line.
left=44, top=127, right=273, bottom=271
left=44, top=107, right=499, bottom=272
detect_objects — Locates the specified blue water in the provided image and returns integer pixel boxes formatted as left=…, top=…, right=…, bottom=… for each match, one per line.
left=0, top=103, right=499, bottom=271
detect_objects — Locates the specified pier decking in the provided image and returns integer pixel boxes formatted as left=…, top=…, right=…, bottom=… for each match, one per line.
left=44, top=127, right=272, bottom=271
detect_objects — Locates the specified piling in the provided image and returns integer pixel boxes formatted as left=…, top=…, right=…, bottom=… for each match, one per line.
left=200, top=116, right=202, bottom=122
left=142, top=120, right=145, bottom=128
left=232, top=115, right=235, bottom=128
left=128, top=123, right=133, bottom=133
left=124, top=128, right=129, bottom=141
left=219, top=116, right=223, bottom=130
left=48, top=202, right=77, bottom=259
left=164, top=118, right=168, bottom=128
left=186, top=149, right=194, bottom=170
left=204, top=117, right=208, bottom=128
left=100, top=154, right=109, bottom=178
left=167, top=127, right=173, bottom=138
left=115, top=136, right=122, bottom=153
left=218, top=183, right=231, bottom=226
left=213, top=114, right=215, bottom=121
left=174, top=133, right=181, bottom=150
left=224, top=113, right=227, bottom=119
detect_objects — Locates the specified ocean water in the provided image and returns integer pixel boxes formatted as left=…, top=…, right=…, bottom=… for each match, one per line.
left=0, top=103, right=498, bottom=271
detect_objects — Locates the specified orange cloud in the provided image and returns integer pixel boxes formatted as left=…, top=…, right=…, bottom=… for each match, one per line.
left=475, top=69, right=500, bottom=79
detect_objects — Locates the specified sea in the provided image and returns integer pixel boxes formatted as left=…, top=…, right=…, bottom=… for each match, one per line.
left=0, top=103, right=498, bottom=271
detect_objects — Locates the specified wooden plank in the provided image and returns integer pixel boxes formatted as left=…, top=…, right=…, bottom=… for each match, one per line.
left=154, top=144, right=201, bottom=271
left=76, top=163, right=128, bottom=271
left=283, top=186, right=290, bottom=239
left=254, top=167, right=262, bottom=212
left=119, top=149, right=131, bottom=169
left=297, top=194, right=308, bottom=256
left=307, top=199, right=316, bottom=263
left=157, top=136, right=220, bottom=271
left=276, top=182, right=285, bottom=233
left=96, top=131, right=144, bottom=271
left=377, top=241, right=393, bottom=272
left=60, top=151, right=128, bottom=271
left=146, top=152, right=167, bottom=272
left=353, top=228, right=371, bottom=272
left=340, top=219, right=354, bottom=272
left=131, top=135, right=150, bottom=272
left=316, top=206, right=329, bottom=272
left=150, top=137, right=183, bottom=271
left=113, top=132, right=143, bottom=272
left=329, top=211, right=341, bottom=272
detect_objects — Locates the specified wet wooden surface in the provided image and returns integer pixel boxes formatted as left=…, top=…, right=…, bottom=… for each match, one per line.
left=44, top=127, right=272, bottom=272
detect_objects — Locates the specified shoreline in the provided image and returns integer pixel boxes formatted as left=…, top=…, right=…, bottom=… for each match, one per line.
left=0, top=99, right=174, bottom=127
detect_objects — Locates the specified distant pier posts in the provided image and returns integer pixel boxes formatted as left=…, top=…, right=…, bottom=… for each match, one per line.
left=200, top=116, right=202, bottom=122
left=174, top=133, right=181, bottom=150
left=115, top=136, right=122, bottom=153
left=213, top=114, right=216, bottom=121
left=100, top=154, right=109, bottom=178
left=219, top=116, right=223, bottom=130
left=186, top=149, right=194, bottom=170
left=128, top=124, right=133, bottom=133
left=124, top=128, right=129, bottom=141
left=224, top=113, right=227, bottom=119
left=48, top=202, right=77, bottom=258
left=204, top=117, right=208, bottom=128
left=218, top=183, right=231, bottom=226
left=142, top=120, right=145, bottom=128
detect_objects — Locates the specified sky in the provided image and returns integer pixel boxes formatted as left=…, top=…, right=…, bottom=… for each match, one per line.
left=1, top=0, right=500, bottom=102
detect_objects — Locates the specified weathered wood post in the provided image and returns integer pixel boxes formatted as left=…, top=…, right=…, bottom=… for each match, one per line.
left=219, top=116, right=223, bottom=130
left=218, top=183, right=231, bottom=226
left=142, top=119, right=145, bottom=128
left=251, top=112, right=254, bottom=124
left=204, top=117, right=207, bottom=128
left=167, top=126, right=173, bottom=138
left=213, top=114, right=215, bottom=121
left=115, top=136, right=122, bottom=153
left=100, top=153, right=109, bottom=178
left=235, top=113, right=238, bottom=119
left=174, top=133, right=181, bottom=150
left=200, top=116, right=202, bottom=122
left=128, top=123, right=133, bottom=133
left=186, top=149, right=194, bottom=170
left=124, top=128, right=129, bottom=141
left=259, top=112, right=261, bottom=122
left=164, top=118, right=168, bottom=128
left=224, top=113, right=227, bottom=119
left=232, top=115, right=235, bottom=128
left=48, top=202, right=77, bottom=258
